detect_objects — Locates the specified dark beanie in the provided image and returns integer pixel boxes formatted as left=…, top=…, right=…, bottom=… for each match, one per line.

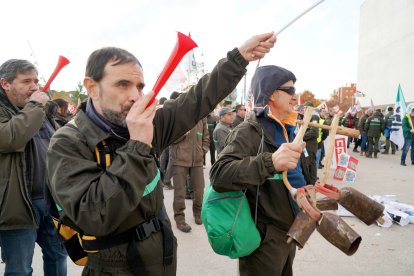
left=251, top=65, right=296, bottom=107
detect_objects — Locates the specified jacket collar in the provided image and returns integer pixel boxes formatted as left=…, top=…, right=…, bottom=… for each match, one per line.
left=0, top=90, right=18, bottom=113
left=69, top=102, right=112, bottom=152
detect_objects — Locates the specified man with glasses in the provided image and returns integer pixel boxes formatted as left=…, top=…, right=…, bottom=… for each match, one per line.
left=211, top=65, right=306, bottom=276
left=232, top=104, right=247, bottom=128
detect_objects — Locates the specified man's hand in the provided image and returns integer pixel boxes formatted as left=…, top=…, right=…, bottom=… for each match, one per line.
left=410, top=128, right=414, bottom=134
left=272, top=142, right=306, bottom=172
left=238, top=32, right=277, bottom=62
left=29, top=91, right=49, bottom=106
left=126, top=92, right=158, bottom=146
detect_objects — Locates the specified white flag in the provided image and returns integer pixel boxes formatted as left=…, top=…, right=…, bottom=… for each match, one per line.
left=390, top=84, right=407, bottom=148
left=317, top=101, right=328, bottom=111
left=354, top=90, right=366, bottom=97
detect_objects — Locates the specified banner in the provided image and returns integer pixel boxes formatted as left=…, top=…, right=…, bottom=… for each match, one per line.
left=354, top=100, right=362, bottom=112
left=390, top=84, right=407, bottom=148
left=354, top=90, right=366, bottom=97
left=324, top=134, right=348, bottom=169
left=333, top=153, right=359, bottom=183
left=317, top=101, right=328, bottom=111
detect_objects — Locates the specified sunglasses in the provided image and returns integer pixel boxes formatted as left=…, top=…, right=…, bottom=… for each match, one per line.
left=277, top=86, right=296, bottom=95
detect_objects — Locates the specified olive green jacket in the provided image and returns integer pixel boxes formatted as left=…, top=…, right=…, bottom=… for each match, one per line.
left=0, top=91, right=46, bottom=230
left=171, top=118, right=209, bottom=167
left=210, top=113, right=295, bottom=232
left=47, top=48, right=248, bottom=273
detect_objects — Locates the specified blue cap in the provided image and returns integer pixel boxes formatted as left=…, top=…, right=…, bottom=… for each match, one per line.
left=218, top=107, right=235, bottom=117
left=251, top=65, right=296, bottom=107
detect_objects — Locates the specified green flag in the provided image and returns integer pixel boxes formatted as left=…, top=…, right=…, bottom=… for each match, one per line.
left=390, top=84, right=407, bottom=148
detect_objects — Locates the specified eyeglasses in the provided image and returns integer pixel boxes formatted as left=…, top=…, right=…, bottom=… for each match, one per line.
left=277, top=86, right=296, bottom=95
left=239, top=109, right=246, bottom=111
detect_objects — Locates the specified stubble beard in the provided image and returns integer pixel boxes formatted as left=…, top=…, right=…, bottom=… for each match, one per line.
left=102, top=107, right=128, bottom=128
left=8, top=87, right=30, bottom=108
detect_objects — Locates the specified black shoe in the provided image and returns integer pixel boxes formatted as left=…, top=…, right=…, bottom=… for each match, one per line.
left=401, top=162, right=407, bottom=166
left=353, top=149, right=359, bottom=153
left=366, top=155, right=372, bottom=158
left=382, top=152, right=389, bottom=154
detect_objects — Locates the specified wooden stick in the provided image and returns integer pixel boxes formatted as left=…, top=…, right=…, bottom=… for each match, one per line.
left=282, top=107, right=314, bottom=193
left=320, top=115, right=340, bottom=186
left=296, top=120, right=360, bottom=138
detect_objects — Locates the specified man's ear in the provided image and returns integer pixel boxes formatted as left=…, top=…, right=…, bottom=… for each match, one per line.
left=83, top=77, right=98, bottom=100
left=269, top=92, right=278, bottom=102
left=0, top=78, right=10, bottom=91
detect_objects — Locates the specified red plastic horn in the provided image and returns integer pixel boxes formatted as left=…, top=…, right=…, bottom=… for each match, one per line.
left=42, top=55, right=70, bottom=92
left=146, top=32, right=197, bottom=108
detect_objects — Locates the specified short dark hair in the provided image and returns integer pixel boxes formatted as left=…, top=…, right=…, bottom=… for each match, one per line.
left=53, top=98, right=68, bottom=108
left=0, top=59, right=37, bottom=92
left=159, top=97, right=167, bottom=105
left=170, top=91, right=180, bottom=100
left=85, top=47, right=142, bottom=82
left=387, top=106, right=394, bottom=112
left=235, top=104, right=245, bottom=111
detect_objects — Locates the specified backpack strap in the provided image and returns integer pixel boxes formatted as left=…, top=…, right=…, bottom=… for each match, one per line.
left=95, top=140, right=112, bottom=169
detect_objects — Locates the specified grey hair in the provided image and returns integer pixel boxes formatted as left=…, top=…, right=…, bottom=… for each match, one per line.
left=0, top=59, right=38, bottom=84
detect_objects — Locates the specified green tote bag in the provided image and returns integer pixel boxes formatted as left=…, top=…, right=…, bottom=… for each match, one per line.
left=201, top=184, right=261, bottom=259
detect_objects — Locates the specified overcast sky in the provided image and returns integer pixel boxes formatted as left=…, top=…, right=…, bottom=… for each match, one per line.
left=0, top=0, right=364, bottom=101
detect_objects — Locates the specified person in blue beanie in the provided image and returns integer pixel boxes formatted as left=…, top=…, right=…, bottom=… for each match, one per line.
left=210, top=65, right=306, bottom=276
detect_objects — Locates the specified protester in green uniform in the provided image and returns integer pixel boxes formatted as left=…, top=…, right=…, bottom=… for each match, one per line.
left=47, top=32, right=276, bottom=275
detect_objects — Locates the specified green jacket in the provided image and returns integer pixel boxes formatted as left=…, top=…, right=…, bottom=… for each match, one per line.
left=358, top=113, right=369, bottom=134
left=171, top=118, right=209, bottom=167
left=47, top=48, right=248, bottom=272
left=210, top=112, right=295, bottom=231
left=402, top=114, right=414, bottom=139
left=0, top=91, right=46, bottom=230
left=364, top=111, right=385, bottom=138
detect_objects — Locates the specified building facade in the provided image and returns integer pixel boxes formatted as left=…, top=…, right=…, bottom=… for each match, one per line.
left=357, top=0, right=414, bottom=107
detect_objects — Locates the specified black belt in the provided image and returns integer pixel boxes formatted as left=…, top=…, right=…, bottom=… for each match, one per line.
left=81, top=207, right=174, bottom=276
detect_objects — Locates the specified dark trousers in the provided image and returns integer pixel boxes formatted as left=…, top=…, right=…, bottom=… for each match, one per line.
left=239, top=224, right=296, bottom=276
left=209, top=140, right=216, bottom=165
left=384, top=137, right=396, bottom=153
left=401, top=137, right=414, bottom=164
left=160, top=146, right=173, bottom=185
left=172, top=165, right=205, bottom=224
left=0, top=198, right=67, bottom=276
left=307, top=151, right=317, bottom=184
left=360, top=133, right=369, bottom=152
left=353, top=138, right=361, bottom=151
left=368, top=136, right=380, bottom=156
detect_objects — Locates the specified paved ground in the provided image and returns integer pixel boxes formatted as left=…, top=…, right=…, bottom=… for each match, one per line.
left=2, top=146, right=413, bottom=275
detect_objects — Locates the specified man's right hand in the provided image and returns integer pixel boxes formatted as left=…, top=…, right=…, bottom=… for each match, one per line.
left=29, top=91, right=49, bottom=106
left=238, top=32, right=277, bottom=62
left=126, top=92, right=158, bottom=146
left=271, top=142, right=306, bottom=172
